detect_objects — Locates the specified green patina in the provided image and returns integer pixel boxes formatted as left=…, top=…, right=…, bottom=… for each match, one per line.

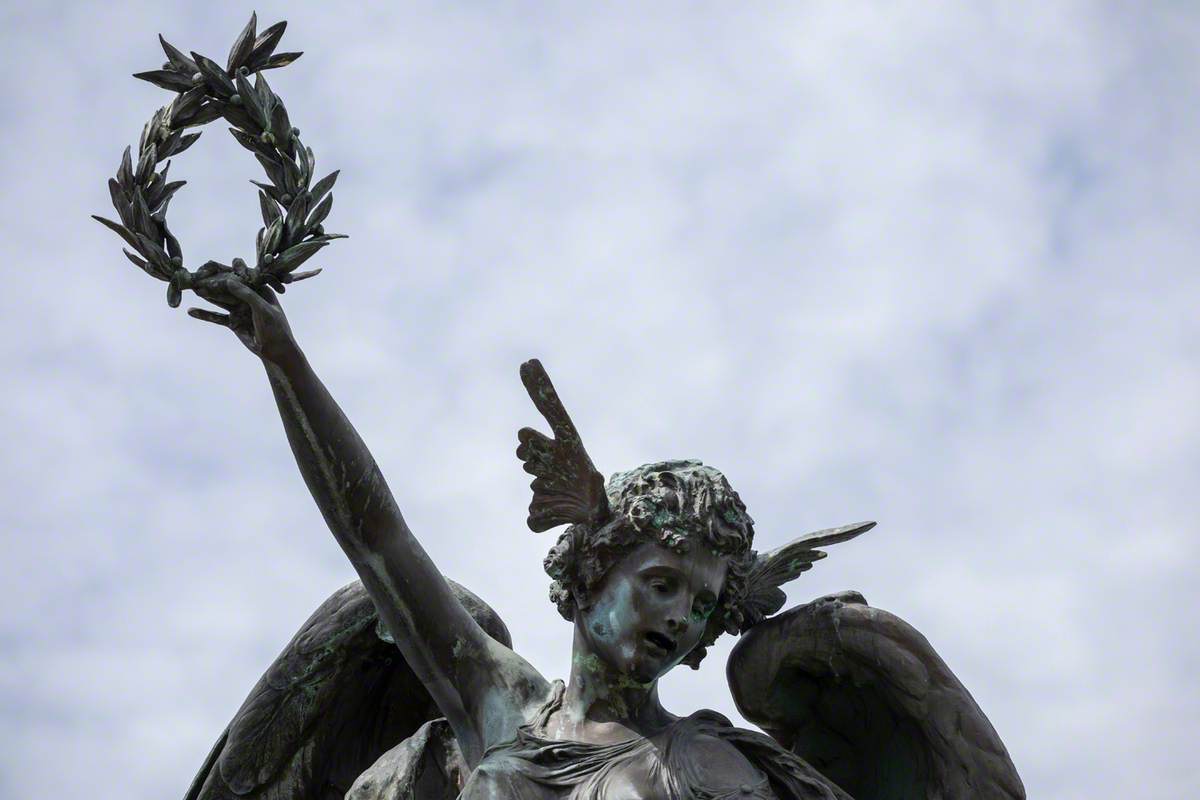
left=612, top=673, right=654, bottom=692
left=572, top=651, right=604, bottom=673
left=452, top=636, right=473, bottom=662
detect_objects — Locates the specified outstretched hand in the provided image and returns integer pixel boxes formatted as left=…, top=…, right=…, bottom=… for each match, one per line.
left=188, top=277, right=300, bottom=366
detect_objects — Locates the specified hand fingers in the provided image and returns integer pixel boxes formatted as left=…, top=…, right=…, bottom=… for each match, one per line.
left=224, top=277, right=273, bottom=312
left=258, top=284, right=281, bottom=307
left=188, top=307, right=231, bottom=327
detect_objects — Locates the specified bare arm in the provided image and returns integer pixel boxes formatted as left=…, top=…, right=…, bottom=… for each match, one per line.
left=190, top=280, right=548, bottom=763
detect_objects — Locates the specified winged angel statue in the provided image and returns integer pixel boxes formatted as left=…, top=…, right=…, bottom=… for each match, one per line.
left=177, top=281, right=1025, bottom=800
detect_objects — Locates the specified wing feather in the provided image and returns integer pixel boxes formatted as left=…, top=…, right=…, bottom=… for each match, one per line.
left=739, top=522, right=874, bottom=629
left=515, top=359, right=609, bottom=532
left=184, top=579, right=510, bottom=799
left=727, top=592, right=1026, bottom=800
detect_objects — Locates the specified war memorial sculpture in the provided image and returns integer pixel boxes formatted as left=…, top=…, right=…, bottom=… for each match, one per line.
left=96, top=16, right=1026, bottom=800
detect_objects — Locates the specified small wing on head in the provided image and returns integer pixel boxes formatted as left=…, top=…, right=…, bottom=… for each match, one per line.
left=738, top=521, right=875, bottom=630
left=727, top=593, right=1026, bottom=800
left=183, top=579, right=511, bottom=800
left=515, top=359, right=610, bottom=532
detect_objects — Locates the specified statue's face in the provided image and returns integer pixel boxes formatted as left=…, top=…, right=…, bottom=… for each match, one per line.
left=576, top=540, right=727, bottom=684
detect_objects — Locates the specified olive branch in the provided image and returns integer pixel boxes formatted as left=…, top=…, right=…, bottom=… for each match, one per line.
left=93, top=13, right=345, bottom=309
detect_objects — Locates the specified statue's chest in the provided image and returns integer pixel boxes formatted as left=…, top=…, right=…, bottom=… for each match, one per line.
left=461, top=740, right=669, bottom=800
left=581, top=749, right=667, bottom=800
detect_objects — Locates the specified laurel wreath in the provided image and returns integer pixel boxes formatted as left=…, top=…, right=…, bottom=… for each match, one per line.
left=93, top=13, right=344, bottom=309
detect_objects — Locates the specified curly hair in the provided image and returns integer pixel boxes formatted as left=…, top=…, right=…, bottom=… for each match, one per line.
left=542, top=459, right=756, bottom=668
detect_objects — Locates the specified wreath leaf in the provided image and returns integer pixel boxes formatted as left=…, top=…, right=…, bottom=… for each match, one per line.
left=284, top=193, right=311, bottom=246
left=280, top=154, right=302, bottom=195
left=117, top=146, right=134, bottom=190
left=250, top=180, right=286, bottom=207
left=122, top=248, right=162, bottom=279
left=191, top=51, right=235, bottom=97
left=163, top=222, right=183, bottom=261
left=235, top=73, right=268, bottom=129
left=226, top=13, right=257, bottom=73
left=263, top=217, right=283, bottom=254
left=134, top=70, right=195, bottom=93
left=107, top=180, right=131, bottom=225
left=187, top=102, right=226, bottom=127
left=229, top=127, right=275, bottom=161
left=254, top=153, right=286, bottom=190
left=259, top=191, right=281, bottom=226
left=270, top=102, right=291, bottom=146
left=135, top=144, right=157, bottom=186
left=131, top=188, right=157, bottom=237
left=163, top=130, right=201, bottom=159
left=92, top=216, right=142, bottom=253
left=263, top=52, right=302, bottom=70
left=307, top=193, right=333, bottom=230
left=249, top=22, right=287, bottom=68
left=159, top=35, right=197, bottom=74
left=288, top=268, right=322, bottom=282
left=275, top=241, right=326, bottom=273
left=309, top=170, right=338, bottom=207
left=300, top=146, right=315, bottom=188
left=168, top=87, right=206, bottom=126
left=152, top=181, right=186, bottom=216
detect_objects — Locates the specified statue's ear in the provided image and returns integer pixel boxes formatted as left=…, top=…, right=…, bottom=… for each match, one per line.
left=516, top=360, right=611, bottom=533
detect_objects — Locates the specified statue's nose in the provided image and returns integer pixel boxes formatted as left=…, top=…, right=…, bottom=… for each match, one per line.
left=665, top=614, right=688, bottom=634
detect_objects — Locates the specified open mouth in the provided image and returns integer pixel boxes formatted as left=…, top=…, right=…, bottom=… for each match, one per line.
left=644, top=631, right=678, bottom=655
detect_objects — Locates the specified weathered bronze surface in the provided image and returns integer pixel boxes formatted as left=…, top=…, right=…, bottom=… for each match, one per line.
left=119, top=17, right=1026, bottom=800
left=170, top=280, right=1024, bottom=800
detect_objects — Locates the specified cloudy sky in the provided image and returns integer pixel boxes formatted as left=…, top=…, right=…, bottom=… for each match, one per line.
left=1, top=2, right=1196, bottom=798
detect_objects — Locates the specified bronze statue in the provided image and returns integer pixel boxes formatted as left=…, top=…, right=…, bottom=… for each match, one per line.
left=100, top=17, right=1026, bottom=800
left=169, top=280, right=1025, bottom=800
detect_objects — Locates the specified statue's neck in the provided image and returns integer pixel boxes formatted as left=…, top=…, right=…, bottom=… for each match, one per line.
left=551, top=627, right=671, bottom=741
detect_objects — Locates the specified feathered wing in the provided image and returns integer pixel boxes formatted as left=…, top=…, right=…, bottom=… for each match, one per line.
left=737, top=522, right=876, bottom=630
left=515, top=359, right=610, bottom=532
left=727, top=592, right=1026, bottom=800
left=183, top=579, right=511, bottom=800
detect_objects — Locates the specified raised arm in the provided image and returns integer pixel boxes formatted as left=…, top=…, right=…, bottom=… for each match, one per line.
left=188, top=280, right=548, bottom=763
